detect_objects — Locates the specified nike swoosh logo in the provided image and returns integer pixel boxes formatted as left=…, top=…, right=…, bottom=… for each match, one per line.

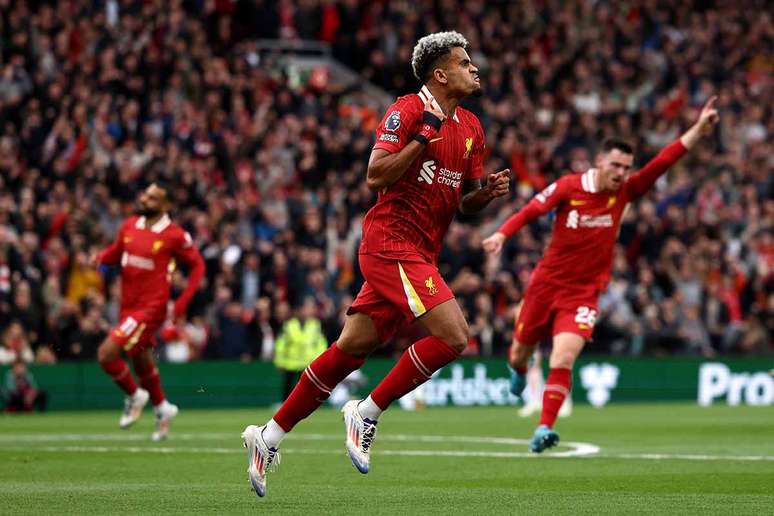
left=570, top=200, right=587, bottom=206
left=429, top=137, right=443, bottom=143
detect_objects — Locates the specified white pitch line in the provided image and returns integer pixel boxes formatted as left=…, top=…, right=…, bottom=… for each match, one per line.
left=0, top=445, right=772, bottom=462
left=0, top=445, right=595, bottom=459
left=0, top=432, right=585, bottom=446
left=1, top=432, right=774, bottom=461
left=0, top=432, right=597, bottom=458
left=0, top=432, right=599, bottom=457
left=0, top=445, right=551, bottom=459
left=613, top=453, right=774, bottom=462
left=0, top=432, right=232, bottom=442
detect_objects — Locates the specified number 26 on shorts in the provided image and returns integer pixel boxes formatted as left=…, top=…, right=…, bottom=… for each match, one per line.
left=574, top=306, right=597, bottom=327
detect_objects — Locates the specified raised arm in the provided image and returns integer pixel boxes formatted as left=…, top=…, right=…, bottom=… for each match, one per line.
left=625, top=96, right=720, bottom=200
left=482, top=179, right=568, bottom=255
left=366, top=100, right=445, bottom=192
left=172, top=232, right=205, bottom=320
left=95, top=223, right=126, bottom=265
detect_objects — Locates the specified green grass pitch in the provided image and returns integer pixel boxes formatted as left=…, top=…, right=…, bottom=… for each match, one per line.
left=1, top=404, right=773, bottom=515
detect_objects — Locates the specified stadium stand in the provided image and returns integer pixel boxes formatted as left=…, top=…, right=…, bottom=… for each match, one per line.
left=0, top=0, right=771, bottom=364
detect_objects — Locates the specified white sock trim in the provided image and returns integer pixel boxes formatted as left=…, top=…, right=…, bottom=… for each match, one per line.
left=357, top=395, right=382, bottom=421
left=408, top=345, right=432, bottom=378
left=262, top=419, right=286, bottom=448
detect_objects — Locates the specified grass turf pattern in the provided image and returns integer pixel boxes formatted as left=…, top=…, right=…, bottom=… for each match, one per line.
left=1, top=404, right=772, bottom=514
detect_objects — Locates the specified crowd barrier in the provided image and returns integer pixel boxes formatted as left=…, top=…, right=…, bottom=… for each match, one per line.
left=1, top=357, right=771, bottom=411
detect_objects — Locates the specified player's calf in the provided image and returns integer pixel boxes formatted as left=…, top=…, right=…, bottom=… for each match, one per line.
left=508, top=366, right=527, bottom=398
left=350, top=333, right=460, bottom=472
left=370, top=335, right=460, bottom=410
left=507, top=343, right=533, bottom=399
left=508, top=341, right=536, bottom=371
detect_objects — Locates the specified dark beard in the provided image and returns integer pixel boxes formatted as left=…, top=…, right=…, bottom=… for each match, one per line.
left=135, top=206, right=161, bottom=217
left=471, top=85, right=484, bottom=97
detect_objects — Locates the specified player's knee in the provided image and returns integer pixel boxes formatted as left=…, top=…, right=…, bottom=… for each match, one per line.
left=97, top=340, right=119, bottom=364
left=96, top=345, right=111, bottom=364
left=509, top=341, right=535, bottom=367
left=336, top=334, right=380, bottom=357
left=442, top=321, right=470, bottom=354
left=550, top=351, right=576, bottom=369
left=337, top=313, right=382, bottom=357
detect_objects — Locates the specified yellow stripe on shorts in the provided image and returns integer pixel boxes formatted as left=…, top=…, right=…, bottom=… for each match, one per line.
left=124, top=323, right=147, bottom=351
left=398, top=262, right=426, bottom=318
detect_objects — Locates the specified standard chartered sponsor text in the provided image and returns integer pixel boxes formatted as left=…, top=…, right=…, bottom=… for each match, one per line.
left=438, top=168, right=462, bottom=188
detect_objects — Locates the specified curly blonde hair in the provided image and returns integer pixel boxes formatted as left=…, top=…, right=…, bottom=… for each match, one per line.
left=411, top=31, right=469, bottom=82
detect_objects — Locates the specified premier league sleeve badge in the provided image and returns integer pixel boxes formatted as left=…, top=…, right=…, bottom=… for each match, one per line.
left=384, top=111, right=401, bottom=132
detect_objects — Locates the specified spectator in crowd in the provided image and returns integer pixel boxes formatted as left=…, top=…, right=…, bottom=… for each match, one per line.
left=159, top=318, right=208, bottom=363
left=0, top=1, right=770, bottom=362
left=62, top=302, right=109, bottom=360
left=273, top=297, right=328, bottom=401
left=2, top=359, right=47, bottom=412
left=0, top=321, right=35, bottom=364
left=246, top=297, right=277, bottom=362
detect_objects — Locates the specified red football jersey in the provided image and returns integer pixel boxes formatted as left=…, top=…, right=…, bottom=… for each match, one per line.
left=97, top=214, right=205, bottom=317
left=360, top=85, right=485, bottom=262
left=499, top=140, right=687, bottom=290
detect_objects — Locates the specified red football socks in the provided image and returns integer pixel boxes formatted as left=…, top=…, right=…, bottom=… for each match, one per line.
left=273, top=343, right=365, bottom=432
left=101, top=358, right=138, bottom=395
left=137, top=364, right=165, bottom=406
left=540, top=368, right=572, bottom=428
left=370, top=336, right=459, bottom=410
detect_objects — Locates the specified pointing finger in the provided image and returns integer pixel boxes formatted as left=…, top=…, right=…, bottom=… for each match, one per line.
left=703, top=95, right=717, bottom=112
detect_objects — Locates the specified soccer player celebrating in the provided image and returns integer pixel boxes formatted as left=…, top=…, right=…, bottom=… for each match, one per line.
left=242, top=31, right=510, bottom=497
left=483, top=98, right=720, bottom=452
left=94, top=183, right=204, bottom=441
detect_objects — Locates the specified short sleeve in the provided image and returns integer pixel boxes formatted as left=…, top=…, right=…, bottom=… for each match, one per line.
left=373, top=96, right=421, bottom=154
left=172, top=227, right=202, bottom=266
left=180, top=230, right=194, bottom=249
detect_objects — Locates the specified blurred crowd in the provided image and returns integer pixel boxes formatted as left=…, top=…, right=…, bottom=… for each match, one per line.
left=0, top=0, right=771, bottom=366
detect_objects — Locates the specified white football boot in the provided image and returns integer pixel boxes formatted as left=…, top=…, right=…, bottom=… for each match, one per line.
left=151, top=401, right=179, bottom=441
left=119, top=388, right=149, bottom=429
left=342, top=400, right=378, bottom=474
left=242, top=425, right=280, bottom=498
